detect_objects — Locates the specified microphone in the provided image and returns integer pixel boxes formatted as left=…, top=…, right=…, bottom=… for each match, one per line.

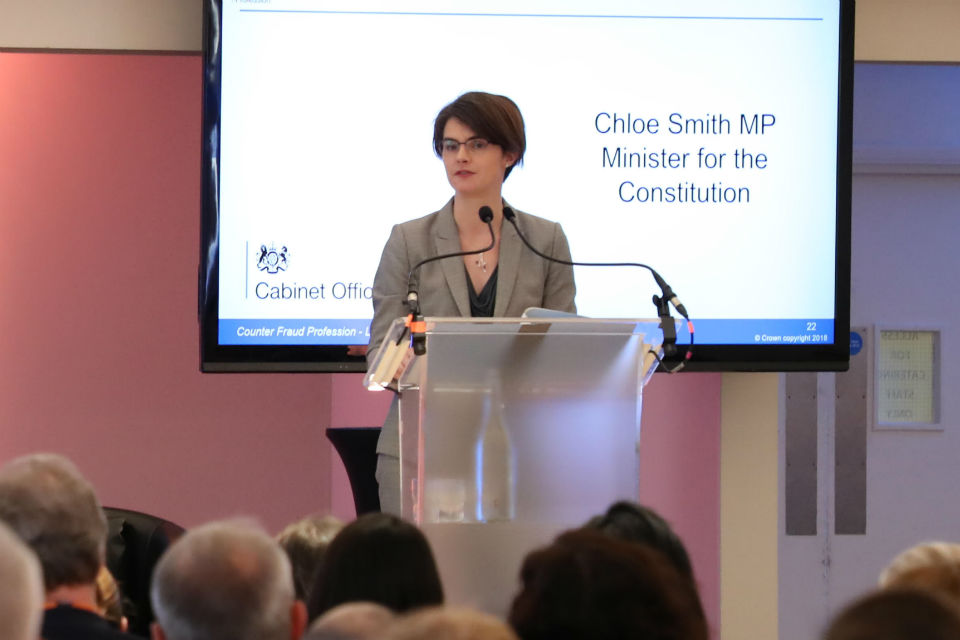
left=402, top=206, right=496, bottom=355
left=502, top=206, right=693, bottom=369
left=406, top=206, right=495, bottom=315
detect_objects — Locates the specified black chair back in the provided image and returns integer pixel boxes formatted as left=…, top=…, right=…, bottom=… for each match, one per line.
left=104, top=506, right=185, bottom=638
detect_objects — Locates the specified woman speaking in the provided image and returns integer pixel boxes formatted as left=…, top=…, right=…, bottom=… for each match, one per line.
left=367, top=91, right=577, bottom=515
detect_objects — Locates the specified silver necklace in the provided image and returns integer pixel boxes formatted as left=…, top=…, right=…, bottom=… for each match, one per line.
left=475, top=252, right=488, bottom=273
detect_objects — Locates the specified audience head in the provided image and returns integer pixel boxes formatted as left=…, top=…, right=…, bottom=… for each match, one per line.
left=585, top=500, right=694, bottom=579
left=305, top=601, right=395, bottom=640
left=386, top=606, right=519, bottom=640
left=822, top=588, right=960, bottom=640
left=308, top=513, right=443, bottom=620
left=0, top=453, right=108, bottom=591
left=0, top=520, right=44, bottom=640
left=879, top=541, right=960, bottom=604
left=509, top=528, right=708, bottom=640
left=150, top=519, right=307, bottom=640
left=277, top=514, right=344, bottom=601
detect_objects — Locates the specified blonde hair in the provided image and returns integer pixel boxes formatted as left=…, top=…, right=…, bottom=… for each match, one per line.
left=308, top=601, right=394, bottom=639
left=879, top=542, right=960, bottom=604
left=95, top=566, right=125, bottom=628
left=385, top=606, right=519, bottom=640
left=276, top=514, right=343, bottom=601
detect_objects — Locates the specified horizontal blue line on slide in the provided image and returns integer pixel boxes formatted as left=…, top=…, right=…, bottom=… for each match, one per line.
left=219, top=318, right=834, bottom=346
left=237, top=10, right=823, bottom=22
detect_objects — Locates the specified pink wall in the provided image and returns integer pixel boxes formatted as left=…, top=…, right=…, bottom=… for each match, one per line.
left=0, top=52, right=335, bottom=533
left=0, top=50, right=721, bottom=630
left=639, top=372, right=722, bottom=634
left=327, top=375, right=391, bottom=520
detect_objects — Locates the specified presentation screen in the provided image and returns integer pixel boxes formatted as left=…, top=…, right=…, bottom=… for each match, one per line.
left=199, top=0, right=853, bottom=372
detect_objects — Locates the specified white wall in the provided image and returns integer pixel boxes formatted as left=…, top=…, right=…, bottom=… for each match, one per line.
left=721, top=373, right=781, bottom=640
left=0, top=0, right=201, bottom=51
left=778, top=63, right=960, bottom=640
left=2, top=0, right=960, bottom=62
left=855, top=0, right=960, bottom=62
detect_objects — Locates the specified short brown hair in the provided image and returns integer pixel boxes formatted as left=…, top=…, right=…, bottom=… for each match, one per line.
left=433, top=92, right=526, bottom=180
left=509, top=529, right=708, bottom=640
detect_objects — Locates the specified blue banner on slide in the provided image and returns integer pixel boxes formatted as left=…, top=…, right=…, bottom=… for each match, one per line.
left=220, top=319, right=371, bottom=345
left=221, top=318, right=833, bottom=346
left=688, top=319, right=834, bottom=345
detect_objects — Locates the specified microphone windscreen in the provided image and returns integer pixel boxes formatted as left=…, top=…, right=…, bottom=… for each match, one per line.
left=478, top=206, right=494, bottom=223
left=502, top=207, right=516, bottom=222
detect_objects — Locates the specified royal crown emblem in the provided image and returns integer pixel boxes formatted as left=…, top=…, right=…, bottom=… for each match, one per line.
left=256, top=243, right=289, bottom=274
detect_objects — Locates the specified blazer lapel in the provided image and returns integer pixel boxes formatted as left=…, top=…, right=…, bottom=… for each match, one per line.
left=434, top=200, right=471, bottom=317
left=495, top=205, right=522, bottom=316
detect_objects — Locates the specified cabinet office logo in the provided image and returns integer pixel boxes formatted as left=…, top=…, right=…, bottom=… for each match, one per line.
left=251, top=240, right=324, bottom=301
left=256, top=243, right=289, bottom=274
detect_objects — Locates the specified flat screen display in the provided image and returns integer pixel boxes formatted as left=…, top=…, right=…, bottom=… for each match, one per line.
left=199, top=0, right=853, bottom=371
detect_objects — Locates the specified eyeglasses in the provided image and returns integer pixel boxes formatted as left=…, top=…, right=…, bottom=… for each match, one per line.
left=441, top=137, right=491, bottom=154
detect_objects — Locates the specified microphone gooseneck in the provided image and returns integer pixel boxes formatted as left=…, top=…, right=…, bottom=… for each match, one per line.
left=402, top=206, right=497, bottom=354
left=503, top=207, right=693, bottom=370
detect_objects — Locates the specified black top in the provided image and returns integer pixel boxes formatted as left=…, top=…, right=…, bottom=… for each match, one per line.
left=468, top=265, right=498, bottom=317
left=43, top=604, right=137, bottom=640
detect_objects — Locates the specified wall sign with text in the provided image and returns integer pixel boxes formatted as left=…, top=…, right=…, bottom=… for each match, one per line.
left=874, top=328, right=941, bottom=430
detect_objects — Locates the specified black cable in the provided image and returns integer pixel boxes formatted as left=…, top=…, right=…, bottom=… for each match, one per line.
left=404, top=207, right=496, bottom=354
left=503, top=207, right=694, bottom=369
left=405, top=209, right=496, bottom=316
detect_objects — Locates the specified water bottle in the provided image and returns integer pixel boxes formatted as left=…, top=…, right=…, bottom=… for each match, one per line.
left=475, top=372, right=516, bottom=522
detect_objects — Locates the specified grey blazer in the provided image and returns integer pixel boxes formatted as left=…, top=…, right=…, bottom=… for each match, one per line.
left=368, top=198, right=577, bottom=456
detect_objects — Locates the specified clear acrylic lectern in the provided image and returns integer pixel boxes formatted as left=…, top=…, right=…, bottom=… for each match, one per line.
left=364, top=316, right=664, bottom=614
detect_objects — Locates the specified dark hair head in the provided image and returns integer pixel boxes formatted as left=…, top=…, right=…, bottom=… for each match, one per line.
left=433, top=91, right=526, bottom=180
left=823, top=588, right=960, bottom=640
left=508, top=529, right=708, bottom=640
left=584, top=501, right=694, bottom=579
left=307, top=513, right=443, bottom=621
